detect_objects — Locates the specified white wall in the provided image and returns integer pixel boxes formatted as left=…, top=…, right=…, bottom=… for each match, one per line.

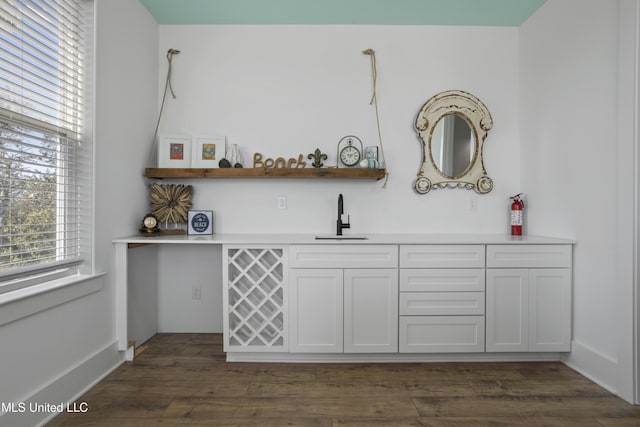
left=153, top=24, right=522, bottom=332
left=520, top=0, right=636, bottom=401
left=156, top=25, right=521, bottom=235
left=0, top=1, right=159, bottom=425
left=157, top=245, right=222, bottom=333
left=94, top=1, right=160, bottom=266
left=93, top=0, right=160, bottom=345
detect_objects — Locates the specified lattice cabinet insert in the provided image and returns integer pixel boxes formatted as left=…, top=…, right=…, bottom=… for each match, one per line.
left=223, top=246, right=288, bottom=352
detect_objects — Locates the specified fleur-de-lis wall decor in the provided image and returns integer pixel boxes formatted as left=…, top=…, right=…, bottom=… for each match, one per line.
left=307, top=148, right=328, bottom=168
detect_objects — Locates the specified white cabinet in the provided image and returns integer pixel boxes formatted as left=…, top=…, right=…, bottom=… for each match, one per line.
left=222, top=246, right=288, bottom=352
left=400, top=245, right=485, bottom=269
left=289, top=269, right=343, bottom=353
left=486, top=245, right=572, bottom=352
left=485, top=269, right=528, bottom=352
left=399, top=245, right=486, bottom=353
left=219, top=240, right=573, bottom=359
left=344, top=269, right=398, bottom=353
left=400, top=291, right=485, bottom=316
left=290, top=245, right=398, bottom=269
left=529, top=268, right=571, bottom=351
left=399, top=316, right=485, bottom=353
left=289, top=245, right=398, bottom=353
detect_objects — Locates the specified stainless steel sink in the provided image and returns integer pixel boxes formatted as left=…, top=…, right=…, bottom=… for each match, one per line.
left=314, top=235, right=368, bottom=240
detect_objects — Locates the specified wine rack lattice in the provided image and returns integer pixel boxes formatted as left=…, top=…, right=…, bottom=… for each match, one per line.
left=227, top=248, right=286, bottom=349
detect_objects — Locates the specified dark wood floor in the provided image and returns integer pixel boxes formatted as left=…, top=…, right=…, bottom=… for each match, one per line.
left=48, top=333, right=640, bottom=426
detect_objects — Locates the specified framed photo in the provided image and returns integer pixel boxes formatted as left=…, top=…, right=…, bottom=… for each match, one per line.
left=188, top=210, right=214, bottom=235
left=364, top=146, right=379, bottom=161
left=159, top=134, right=192, bottom=168
left=192, top=136, right=226, bottom=168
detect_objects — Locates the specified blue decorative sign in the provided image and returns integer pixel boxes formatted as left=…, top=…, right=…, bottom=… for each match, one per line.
left=191, top=213, right=209, bottom=232
left=188, top=210, right=213, bottom=235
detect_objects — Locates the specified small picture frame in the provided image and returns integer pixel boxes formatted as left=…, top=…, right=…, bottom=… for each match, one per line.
left=365, top=146, right=379, bottom=161
left=159, top=134, right=192, bottom=168
left=192, top=136, right=226, bottom=168
left=188, top=210, right=214, bottom=235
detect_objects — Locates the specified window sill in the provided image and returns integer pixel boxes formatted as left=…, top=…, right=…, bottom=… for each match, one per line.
left=0, top=273, right=106, bottom=326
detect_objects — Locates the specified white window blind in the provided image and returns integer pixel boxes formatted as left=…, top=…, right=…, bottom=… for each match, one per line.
left=0, top=0, right=90, bottom=287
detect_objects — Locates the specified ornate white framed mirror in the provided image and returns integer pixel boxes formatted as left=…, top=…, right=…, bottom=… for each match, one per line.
left=413, top=90, right=493, bottom=194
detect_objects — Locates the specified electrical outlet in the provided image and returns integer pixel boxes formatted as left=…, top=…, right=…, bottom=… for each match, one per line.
left=192, top=286, right=201, bottom=300
left=277, top=195, right=287, bottom=210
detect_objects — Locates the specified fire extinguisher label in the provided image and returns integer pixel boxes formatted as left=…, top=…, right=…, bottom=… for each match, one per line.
left=511, top=210, right=522, bottom=226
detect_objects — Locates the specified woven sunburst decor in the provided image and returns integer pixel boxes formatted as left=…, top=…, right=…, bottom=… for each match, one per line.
left=150, top=183, right=193, bottom=224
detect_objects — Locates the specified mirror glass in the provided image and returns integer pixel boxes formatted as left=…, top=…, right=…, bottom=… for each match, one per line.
left=431, top=114, right=475, bottom=178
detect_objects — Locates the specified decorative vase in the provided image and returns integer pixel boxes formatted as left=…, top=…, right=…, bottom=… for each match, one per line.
left=228, top=144, right=242, bottom=167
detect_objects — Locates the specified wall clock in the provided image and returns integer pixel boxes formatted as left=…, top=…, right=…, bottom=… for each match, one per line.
left=337, top=135, right=363, bottom=168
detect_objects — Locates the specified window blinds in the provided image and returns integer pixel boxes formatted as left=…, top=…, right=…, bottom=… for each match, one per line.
left=0, top=0, right=87, bottom=281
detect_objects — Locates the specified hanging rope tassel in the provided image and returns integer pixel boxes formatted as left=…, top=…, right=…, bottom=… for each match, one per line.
left=362, top=48, right=389, bottom=188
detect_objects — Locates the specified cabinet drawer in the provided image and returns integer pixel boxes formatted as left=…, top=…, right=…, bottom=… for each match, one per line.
left=400, top=268, right=485, bottom=292
left=399, top=316, right=485, bottom=353
left=400, top=292, right=485, bottom=316
left=400, top=245, right=485, bottom=268
left=289, top=245, right=397, bottom=269
left=486, top=245, right=571, bottom=268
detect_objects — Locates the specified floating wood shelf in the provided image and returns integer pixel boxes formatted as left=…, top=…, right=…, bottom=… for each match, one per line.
left=144, top=167, right=386, bottom=180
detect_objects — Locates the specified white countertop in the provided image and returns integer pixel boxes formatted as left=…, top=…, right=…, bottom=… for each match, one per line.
left=113, top=233, right=576, bottom=245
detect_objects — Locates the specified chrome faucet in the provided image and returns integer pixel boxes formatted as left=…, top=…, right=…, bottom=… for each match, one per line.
left=337, top=193, right=350, bottom=235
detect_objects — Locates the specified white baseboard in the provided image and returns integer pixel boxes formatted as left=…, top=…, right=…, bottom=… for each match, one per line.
left=227, top=352, right=563, bottom=363
left=0, top=340, right=124, bottom=427
left=562, top=339, right=618, bottom=395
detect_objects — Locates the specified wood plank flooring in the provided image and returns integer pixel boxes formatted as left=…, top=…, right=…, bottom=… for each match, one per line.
left=48, top=333, right=640, bottom=426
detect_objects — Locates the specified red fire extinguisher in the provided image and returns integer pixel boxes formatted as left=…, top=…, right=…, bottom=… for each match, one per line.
left=510, top=193, right=524, bottom=236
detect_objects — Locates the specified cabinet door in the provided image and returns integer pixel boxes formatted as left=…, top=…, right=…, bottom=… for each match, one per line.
left=289, top=269, right=343, bottom=353
left=486, top=269, right=529, bottom=352
left=344, top=269, right=398, bottom=353
left=529, top=269, right=571, bottom=351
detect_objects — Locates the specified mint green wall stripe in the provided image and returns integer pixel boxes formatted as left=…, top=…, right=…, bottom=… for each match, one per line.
left=139, top=0, right=547, bottom=26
